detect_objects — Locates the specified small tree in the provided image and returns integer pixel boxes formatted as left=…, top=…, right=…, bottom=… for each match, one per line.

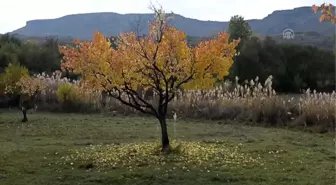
left=59, top=8, right=239, bottom=153
left=2, top=63, right=29, bottom=97
left=227, top=15, right=252, bottom=46
left=312, top=3, right=336, bottom=23
left=227, top=15, right=252, bottom=79
left=16, top=75, right=45, bottom=122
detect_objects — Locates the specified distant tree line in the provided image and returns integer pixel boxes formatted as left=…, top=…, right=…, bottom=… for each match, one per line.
left=0, top=22, right=335, bottom=93
left=227, top=15, right=335, bottom=93
left=0, top=34, right=61, bottom=74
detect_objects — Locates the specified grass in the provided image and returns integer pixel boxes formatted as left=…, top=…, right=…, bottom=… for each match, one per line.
left=0, top=111, right=335, bottom=185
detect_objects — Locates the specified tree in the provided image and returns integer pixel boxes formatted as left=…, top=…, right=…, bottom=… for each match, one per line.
left=59, top=8, right=239, bottom=153
left=312, top=3, right=336, bottom=23
left=0, top=34, right=62, bottom=74
left=333, top=34, right=336, bottom=55
left=0, top=63, right=45, bottom=121
left=227, top=15, right=252, bottom=46
left=231, top=36, right=262, bottom=80
left=17, top=75, right=46, bottom=122
left=227, top=15, right=252, bottom=79
left=1, top=63, right=29, bottom=96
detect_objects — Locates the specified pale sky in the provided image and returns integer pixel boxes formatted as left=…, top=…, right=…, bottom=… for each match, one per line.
left=0, top=0, right=329, bottom=34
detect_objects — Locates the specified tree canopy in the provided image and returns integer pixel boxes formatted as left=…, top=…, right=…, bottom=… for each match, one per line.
left=227, top=15, right=252, bottom=44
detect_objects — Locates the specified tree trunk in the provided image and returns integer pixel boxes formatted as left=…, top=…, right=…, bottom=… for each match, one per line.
left=159, top=117, right=170, bottom=153
left=22, top=107, right=28, bottom=122
left=101, top=91, right=107, bottom=108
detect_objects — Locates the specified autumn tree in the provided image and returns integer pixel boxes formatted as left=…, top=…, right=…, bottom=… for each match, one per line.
left=312, top=3, right=336, bottom=23
left=0, top=62, right=45, bottom=121
left=59, top=8, right=239, bottom=153
left=16, top=75, right=45, bottom=122
left=1, top=63, right=29, bottom=96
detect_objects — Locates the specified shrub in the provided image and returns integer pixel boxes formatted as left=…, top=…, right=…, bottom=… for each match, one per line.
left=2, top=63, right=29, bottom=95
left=56, top=82, right=82, bottom=112
left=56, top=82, right=78, bottom=104
left=55, top=81, right=101, bottom=113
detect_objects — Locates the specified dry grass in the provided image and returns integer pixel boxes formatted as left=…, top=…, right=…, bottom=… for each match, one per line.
left=30, top=72, right=335, bottom=132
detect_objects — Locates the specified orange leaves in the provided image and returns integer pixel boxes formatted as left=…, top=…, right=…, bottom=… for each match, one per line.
left=59, top=20, right=239, bottom=93
left=312, top=3, right=336, bottom=24
left=312, top=5, right=319, bottom=13
left=59, top=31, right=119, bottom=90
left=185, top=32, right=239, bottom=89
left=115, top=25, right=193, bottom=90
left=154, top=26, right=192, bottom=82
left=60, top=31, right=113, bottom=74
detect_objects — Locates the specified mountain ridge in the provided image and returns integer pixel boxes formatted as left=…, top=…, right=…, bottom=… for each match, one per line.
left=11, top=6, right=335, bottom=40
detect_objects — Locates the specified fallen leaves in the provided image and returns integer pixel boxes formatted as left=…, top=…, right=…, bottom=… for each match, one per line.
left=62, top=140, right=263, bottom=171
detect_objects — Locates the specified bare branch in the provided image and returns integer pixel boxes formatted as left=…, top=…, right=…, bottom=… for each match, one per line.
left=129, top=15, right=146, bottom=37
left=93, top=71, right=159, bottom=117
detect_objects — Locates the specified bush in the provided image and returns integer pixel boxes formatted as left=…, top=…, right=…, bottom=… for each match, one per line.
left=55, top=82, right=101, bottom=113
left=1, top=63, right=29, bottom=95
left=56, top=83, right=81, bottom=112
left=56, top=83, right=78, bottom=104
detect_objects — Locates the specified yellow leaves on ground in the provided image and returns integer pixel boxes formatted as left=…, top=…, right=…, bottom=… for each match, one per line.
left=62, top=140, right=262, bottom=170
left=59, top=22, right=239, bottom=92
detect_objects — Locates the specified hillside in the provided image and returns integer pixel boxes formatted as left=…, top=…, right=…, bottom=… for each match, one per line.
left=270, top=31, right=335, bottom=50
left=11, top=6, right=335, bottom=40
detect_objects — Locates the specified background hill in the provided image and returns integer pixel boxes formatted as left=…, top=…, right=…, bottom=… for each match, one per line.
left=11, top=7, right=334, bottom=37
left=7, top=6, right=336, bottom=50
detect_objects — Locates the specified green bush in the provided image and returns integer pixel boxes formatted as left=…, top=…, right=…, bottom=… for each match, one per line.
left=56, top=83, right=78, bottom=104
left=1, top=63, right=29, bottom=95
left=56, top=83, right=97, bottom=113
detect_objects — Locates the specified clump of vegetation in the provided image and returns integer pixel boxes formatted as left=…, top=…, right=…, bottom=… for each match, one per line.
left=56, top=82, right=78, bottom=103
left=1, top=63, right=29, bottom=96
left=55, top=82, right=101, bottom=112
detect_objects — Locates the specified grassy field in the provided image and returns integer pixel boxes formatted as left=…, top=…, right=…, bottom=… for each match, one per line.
left=0, top=111, right=335, bottom=185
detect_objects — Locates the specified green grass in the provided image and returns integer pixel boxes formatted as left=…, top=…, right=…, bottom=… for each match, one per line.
left=0, top=111, right=335, bottom=185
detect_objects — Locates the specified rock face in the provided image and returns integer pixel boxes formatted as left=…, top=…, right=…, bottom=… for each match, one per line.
left=11, top=7, right=334, bottom=40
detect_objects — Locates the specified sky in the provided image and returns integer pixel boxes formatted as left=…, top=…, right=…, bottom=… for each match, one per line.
left=0, top=0, right=329, bottom=34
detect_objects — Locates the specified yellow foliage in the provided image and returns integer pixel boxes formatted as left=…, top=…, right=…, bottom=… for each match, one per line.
left=56, top=83, right=79, bottom=103
left=59, top=21, right=239, bottom=93
left=17, top=75, right=46, bottom=97
left=2, top=63, right=29, bottom=95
